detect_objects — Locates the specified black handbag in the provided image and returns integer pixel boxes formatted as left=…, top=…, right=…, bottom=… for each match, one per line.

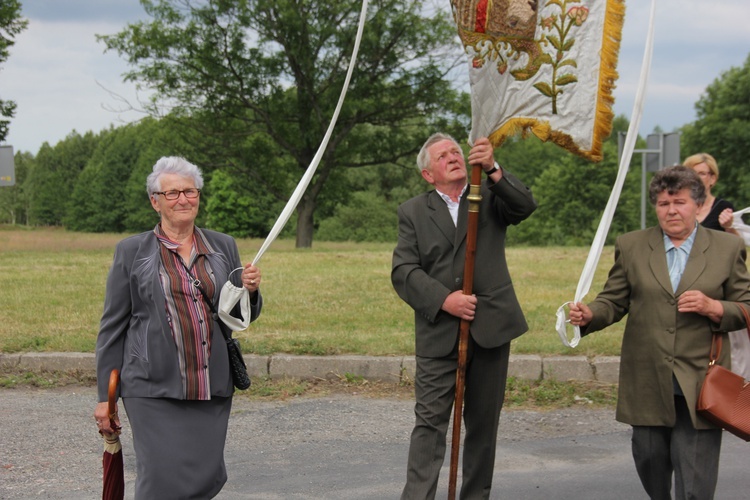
left=221, top=330, right=252, bottom=391
left=182, top=266, right=252, bottom=390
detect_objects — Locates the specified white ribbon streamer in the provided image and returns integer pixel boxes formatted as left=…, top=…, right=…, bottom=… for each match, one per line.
left=555, top=0, right=658, bottom=348
left=251, top=0, right=370, bottom=265
left=732, top=206, right=750, bottom=247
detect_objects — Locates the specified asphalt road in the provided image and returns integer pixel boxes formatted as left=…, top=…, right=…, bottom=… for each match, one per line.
left=1, top=386, right=747, bottom=499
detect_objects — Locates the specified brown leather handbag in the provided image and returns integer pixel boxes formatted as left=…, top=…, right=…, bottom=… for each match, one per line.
left=696, top=305, right=750, bottom=441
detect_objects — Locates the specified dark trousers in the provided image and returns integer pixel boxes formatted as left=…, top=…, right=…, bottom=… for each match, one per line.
left=401, top=338, right=511, bottom=500
left=631, top=395, right=723, bottom=500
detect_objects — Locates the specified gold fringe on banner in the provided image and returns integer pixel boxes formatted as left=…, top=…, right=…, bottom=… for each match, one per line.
left=452, top=0, right=626, bottom=162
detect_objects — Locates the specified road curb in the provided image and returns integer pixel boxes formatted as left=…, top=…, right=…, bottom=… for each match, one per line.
left=0, top=352, right=620, bottom=383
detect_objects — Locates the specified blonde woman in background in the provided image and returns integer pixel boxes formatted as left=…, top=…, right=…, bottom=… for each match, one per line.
left=683, top=152, right=749, bottom=380
left=683, top=153, right=738, bottom=235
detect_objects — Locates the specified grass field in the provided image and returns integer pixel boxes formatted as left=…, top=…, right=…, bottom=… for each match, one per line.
left=0, top=226, right=625, bottom=357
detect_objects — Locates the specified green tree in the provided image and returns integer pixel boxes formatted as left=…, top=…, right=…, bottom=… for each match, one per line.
left=682, top=53, right=750, bottom=210
left=0, top=0, right=27, bottom=142
left=65, top=124, right=154, bottom=232
left=315, top=138, right=478, bottom=243
left=496, top=135, right=569, bottom=189
left=205, top=168, right=280, bottom=238
left=512, top=141, right=642, bottom=246
left=25, top=131, right=100, bottom=225
left=316, top=190, right=399, bottom=242
left=99, top=0, right=468, bottom=248
left=63, top=116, right=220, bottom=233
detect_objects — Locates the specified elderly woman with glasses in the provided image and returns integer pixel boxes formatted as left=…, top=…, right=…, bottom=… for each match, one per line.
left=93, top=156, right=263, bottom=498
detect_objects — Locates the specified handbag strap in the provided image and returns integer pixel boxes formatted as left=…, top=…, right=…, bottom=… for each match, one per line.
left=177, top=260, right=234, bottom=343
left=708, top=334, right=722, bottom=365
left=711, top=303, right=750, bottom=364
left=739, top=303, right=750, bottom=341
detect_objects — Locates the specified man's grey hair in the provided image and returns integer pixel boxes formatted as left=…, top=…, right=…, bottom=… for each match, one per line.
left=146, top=156, right=205, bottom=196
left=416, top=133, right=461, bottom=172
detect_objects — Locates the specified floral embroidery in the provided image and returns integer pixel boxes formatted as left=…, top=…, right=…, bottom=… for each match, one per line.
left=452, top=0, right=589, bottom=115
left=536, top=0, right=589, bottom=114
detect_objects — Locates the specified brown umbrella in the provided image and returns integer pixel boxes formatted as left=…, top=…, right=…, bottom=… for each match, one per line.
left=101, top=369, right=124, bottom=500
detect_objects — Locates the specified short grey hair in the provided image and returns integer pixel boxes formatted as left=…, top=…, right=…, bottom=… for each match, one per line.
left=648, top=165, right=706, bottom=205
left=416, top=133, right=461, bottom=172
left=146, top=156, right=204, bottom=196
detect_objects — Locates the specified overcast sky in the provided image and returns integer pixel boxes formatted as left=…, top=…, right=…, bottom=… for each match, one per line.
left=2, top=0, right=750, bottom=154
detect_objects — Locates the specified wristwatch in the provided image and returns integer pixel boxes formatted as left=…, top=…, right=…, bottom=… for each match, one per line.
left=485, top=162, right=501, bottom=176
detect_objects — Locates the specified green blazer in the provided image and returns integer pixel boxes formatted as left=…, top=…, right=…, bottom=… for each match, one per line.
left=392, top=172, right=537, bottom=358
left=583, top=225, right=750, bottom=429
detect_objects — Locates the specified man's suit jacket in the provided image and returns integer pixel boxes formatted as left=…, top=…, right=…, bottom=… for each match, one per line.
left=392, top=172, right=537, bottom=358
left=95, top=228, right=262, bottom=402
left=583, top=225, right=750, bottom=429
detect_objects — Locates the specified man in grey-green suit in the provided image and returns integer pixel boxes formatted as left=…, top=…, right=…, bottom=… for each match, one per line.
left=392, top=133, right=536, bottom=499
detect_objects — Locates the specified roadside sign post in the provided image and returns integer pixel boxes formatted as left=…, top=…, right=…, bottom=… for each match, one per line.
left=0, top=145, right=15, bottom=186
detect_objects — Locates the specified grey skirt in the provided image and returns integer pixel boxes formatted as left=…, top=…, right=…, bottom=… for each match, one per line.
left=123, top=395, right=232, bottom=499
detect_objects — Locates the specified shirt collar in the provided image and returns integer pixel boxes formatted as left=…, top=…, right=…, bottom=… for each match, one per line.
left=153, top=224, right=215, bottom=256
left=435, top=184, right=467, bottom=205
left=663, top=223, right=698, bottom=254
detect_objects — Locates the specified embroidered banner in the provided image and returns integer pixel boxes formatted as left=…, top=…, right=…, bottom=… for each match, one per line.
left=451, top=0, right=625, bottom=161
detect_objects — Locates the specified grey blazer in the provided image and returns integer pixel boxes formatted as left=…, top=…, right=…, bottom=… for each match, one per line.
left=95, top=228, right=262, bottom=402
left=582, top=225, right=750, bottom=428
left=392, top=172, right=537, bottom=358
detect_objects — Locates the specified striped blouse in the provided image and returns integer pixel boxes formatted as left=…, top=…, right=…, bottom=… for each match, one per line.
left=154, top=224, right=217, bottom=400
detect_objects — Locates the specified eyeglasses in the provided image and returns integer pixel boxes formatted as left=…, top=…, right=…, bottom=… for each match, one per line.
left=153, top=188, right=201, bottom=200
